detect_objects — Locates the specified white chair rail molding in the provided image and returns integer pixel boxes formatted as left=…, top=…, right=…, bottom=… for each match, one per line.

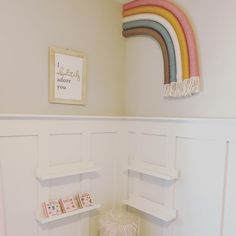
left=0, top=115, right=235, bottom=236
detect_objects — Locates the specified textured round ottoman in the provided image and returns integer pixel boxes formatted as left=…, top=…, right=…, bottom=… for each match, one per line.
left=98, top=210, right=138, bottom=236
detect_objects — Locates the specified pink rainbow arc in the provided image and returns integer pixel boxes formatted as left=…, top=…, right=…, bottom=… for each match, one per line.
left=123, top=0, right=199, bottom=78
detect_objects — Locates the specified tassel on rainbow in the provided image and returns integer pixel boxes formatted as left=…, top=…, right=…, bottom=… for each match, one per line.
left=122, top=0, right=200, bottom=97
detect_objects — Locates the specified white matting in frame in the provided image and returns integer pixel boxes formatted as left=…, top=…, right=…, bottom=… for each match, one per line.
left=49, top=47, right=87, bottom=105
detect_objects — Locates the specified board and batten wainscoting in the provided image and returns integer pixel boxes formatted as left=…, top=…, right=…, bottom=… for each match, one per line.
left=0, top=115, right=235, bottom=236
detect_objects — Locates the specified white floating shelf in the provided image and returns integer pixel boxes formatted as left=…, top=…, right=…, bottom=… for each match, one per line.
left=36, top=204, right=101, bottom=224
left=128, top=160, right=179, bottom=181
left=123, top=197, right=176, bottom=222
left=36, top=162, right=99, bottom=181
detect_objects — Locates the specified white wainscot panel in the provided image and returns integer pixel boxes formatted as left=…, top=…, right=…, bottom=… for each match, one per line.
left=128, top=172, right=172, bottom=207
left=48, top=175, right=82, bottom=202
left=45, top=133, right=90, bottom=236
left=0, top=136, right=38, bottom=236
left=223, top=140, right=236, bottom=236
left=127, top=132, right=136, bottom=160
left=140, top=175, right=172, bottom=205
left=174, top=137, right=227, bottom=236
left=89, top=132, right=119, bottom=236
left=49, top=133, right=83, bottom=166
left=139, top=214, right=164, bottom=236
left=127, top=132, right=172, bottom=236
left=90, top=132, right=118, bottom=210
left=136, top=133, right=168, bottom=167
left=47, top=214, right=86, bottom=236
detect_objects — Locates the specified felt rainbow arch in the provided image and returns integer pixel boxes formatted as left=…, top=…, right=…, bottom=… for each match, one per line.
left=122, top=0, right=200, bottom=97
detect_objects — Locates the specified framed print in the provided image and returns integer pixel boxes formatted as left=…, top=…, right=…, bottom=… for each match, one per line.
left=49, top=47, right=87, bottom=105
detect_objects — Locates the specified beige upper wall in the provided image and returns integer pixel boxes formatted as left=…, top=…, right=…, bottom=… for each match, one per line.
left=0, top=0, right=125, bottom=115
left=124, top=0, right=236, bottom=118
left=1, top=0, right=235, bottom=118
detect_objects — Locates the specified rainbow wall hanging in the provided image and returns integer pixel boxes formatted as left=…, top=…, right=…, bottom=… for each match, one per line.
left=122, top=0, right=200, bottom=97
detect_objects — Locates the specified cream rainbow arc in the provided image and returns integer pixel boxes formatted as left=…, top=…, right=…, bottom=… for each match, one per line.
left=122, top=0, right=200, bottom=97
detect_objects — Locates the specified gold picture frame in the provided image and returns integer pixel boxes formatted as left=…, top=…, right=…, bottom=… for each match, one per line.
left=49, top=47, right=87, bottom=105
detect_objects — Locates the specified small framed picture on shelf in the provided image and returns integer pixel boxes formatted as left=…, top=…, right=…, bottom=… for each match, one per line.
left=77, top=192, right=94, bottom=208
left=42, top=200, right=62, bottom=217
left=49, top=46, right=87, bottom=105
left=59, top=197, right=79, bottom=213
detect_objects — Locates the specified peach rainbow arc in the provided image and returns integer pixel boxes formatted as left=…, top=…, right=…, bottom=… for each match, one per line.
left=122, top=0, right=200, bottom=97
left=123, top=19, right=177, bottom=85
left=123, top=14, right=182, bottom=84
left=123, top=0, right=199, bottom=77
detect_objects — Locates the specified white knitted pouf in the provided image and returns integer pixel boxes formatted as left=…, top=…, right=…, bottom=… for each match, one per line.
left=98, top=210, right=138, bottom=236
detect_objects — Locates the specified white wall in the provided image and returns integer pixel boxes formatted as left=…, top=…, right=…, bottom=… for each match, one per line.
left=0, top=116, right=123, bottom=236
left=0, top=0, right=125, bottom=116
left=124, top=0, right=236, bottom=118
left=124, top=118, right=233, bottom=236
left=1, top=116, right=236, bottom=236
left=2, top=0, right=235, bottom=118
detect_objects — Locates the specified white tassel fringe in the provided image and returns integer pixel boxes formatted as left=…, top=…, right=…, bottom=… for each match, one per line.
left=164, top=77, right=200, bottom=98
